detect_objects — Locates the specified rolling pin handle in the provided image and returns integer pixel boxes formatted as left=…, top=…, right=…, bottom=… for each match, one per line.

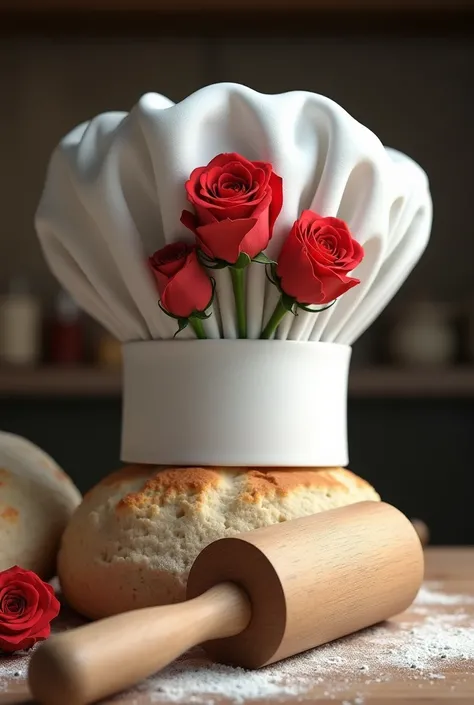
left=28, top=582, right=251, bottom=705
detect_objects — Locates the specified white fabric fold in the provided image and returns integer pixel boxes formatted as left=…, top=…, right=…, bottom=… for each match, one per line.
left=36, top=83, right=432, bottom=343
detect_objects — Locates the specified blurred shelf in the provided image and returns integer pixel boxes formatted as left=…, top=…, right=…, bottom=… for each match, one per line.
left=0, top=366, right=122, bottom=398
left=349, top=366, right=474, bottom=399
left=2, top=365, right=474, bottom=399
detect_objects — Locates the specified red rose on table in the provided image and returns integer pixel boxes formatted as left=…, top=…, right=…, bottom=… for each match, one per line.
left=0, top=566, right=60, bottom=653
left=148, top=242, right=213, bottom=318
left=276, top=210, right=364, bottom=305
left=180, top=152, right=283, bottom=264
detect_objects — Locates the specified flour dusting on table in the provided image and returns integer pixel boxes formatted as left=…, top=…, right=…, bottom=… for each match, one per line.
left=1, top=583, right=474, bottom=703
left=115, top=583, right=474, bottom=703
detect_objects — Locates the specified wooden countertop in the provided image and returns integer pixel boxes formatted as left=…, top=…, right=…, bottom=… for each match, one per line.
left=1, top=546, right=474, bottom=704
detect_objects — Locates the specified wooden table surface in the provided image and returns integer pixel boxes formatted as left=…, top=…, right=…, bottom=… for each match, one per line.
left=1, top=547, right=473, bottom=705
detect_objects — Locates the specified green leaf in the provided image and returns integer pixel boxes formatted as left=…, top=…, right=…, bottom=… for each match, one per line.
left=252, top=252, right=277, bottom=265
left=232, top=252, right=252, bottom=270
left=281, top=293, right=296, bottom=314
left=173, top=318, right=189, bottom=338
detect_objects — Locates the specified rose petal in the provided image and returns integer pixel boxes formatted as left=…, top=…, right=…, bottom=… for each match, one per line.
left=308, top=234, right=337, bottom=265
left=148, top=265, right=169, bottom=299
left=37, top=593, right=60, bottom=633
left=0, top=626, right=50, bottom=653
left=318, top=271, right=360, bottom=303
left=296, top=210, right=320, bottom=229
left=185, top=165, right=207, bottom=199
left=161, top=251, right=213, bottom=318
left=200, top=166, right=224, bottom=199
left=0, top=566, right=27, bottom=587
left=196, top=218, right=258, bottom=264
left=268, top=172, right=283, bottom=235
left=180, top=210, right=199, bottom=236
left=216, top=162, right=252, bottom=186
left=342, top=238, right=364, bottom=269
left=1, top=594, right=26, bottom=618
left=238, top=207, right=274, bottom=260
left=198, top=164, right=259, bottom=209
left=277, top=224, right=325, bottom=304
left=0, top=582, right=39, bottom=625
left=149, top=243, right=191, bottom=278
left=0, top=611, right=41, bottom=638
left=216, top=168, right=261, bottom=202
left=24, top=589, right=59, bottom=637
left=194, top=203, right=220, bottom=225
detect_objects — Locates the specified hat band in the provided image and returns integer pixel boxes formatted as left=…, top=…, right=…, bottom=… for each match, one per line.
left=121, top=340, right=351, bottom=467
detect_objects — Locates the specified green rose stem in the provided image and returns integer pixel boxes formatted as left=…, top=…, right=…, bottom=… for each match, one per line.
left=260, top=297, right=289, bottom=339
left=230, top=267, right=247, bottom=339
left=189, top=317, right=207, bottom=340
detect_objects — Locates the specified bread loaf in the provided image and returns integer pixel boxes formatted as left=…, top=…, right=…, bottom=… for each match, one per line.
left=58, top=465, right=379, bottom=618
left=0, top=432, right=81, bottom=578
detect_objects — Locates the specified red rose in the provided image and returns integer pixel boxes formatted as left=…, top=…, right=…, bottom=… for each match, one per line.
left=180, top=152, right=283, bottom=264
left=276, top=210, right=364, bottom=305
left=148, top=242, right=213, bottom=318
left=0, top=566, right=60, bottom=652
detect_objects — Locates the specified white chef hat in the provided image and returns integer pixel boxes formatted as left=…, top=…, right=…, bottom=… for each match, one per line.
left=36, top=83, right=432, bottom=468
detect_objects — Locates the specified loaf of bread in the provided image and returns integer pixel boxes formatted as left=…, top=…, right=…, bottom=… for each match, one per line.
left=0, top=432, right=81, bottom=579
left=58, top=465, right=380, bottom=618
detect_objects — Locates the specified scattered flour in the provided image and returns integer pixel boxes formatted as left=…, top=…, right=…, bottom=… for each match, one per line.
left=1, top=582, right=474, bottom=703
left=416, top=585, right=474, bottom=606
left=0, top=650, right=30, bottom=691
left=117, top=583, right=474, bottom=703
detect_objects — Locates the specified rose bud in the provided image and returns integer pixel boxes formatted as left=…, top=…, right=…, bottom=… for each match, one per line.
left=277, top=210, right=364, bottom=305
left=148, top=243, right=214, bottom=339
left=260, top=211, right=364, bottom=339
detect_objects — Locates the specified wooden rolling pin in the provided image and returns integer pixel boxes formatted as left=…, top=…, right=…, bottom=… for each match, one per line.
left=28, top=501, right=424, bottom=705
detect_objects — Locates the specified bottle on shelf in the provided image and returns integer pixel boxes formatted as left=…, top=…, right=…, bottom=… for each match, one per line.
left=0, top=277, right=41, bottom=366
left=49, top=290, right=84, bottom=366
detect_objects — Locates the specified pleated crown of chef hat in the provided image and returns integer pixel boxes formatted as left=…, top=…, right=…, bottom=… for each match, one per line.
left=36, top=83, right=432, bottom=468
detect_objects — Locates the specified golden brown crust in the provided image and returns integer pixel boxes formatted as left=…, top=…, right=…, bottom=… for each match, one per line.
left=94, top=464, right=153, bottom=489
left=242, top=467, right=368, bottom=501
left=118, top=467, right=221, bottom=511
left=110, top=465, right=372, bottom=514
left=0, top=506, right=19, bottom=523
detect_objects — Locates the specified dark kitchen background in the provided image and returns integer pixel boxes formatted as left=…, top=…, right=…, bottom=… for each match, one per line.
left=1, top=2, right=473, bottom=545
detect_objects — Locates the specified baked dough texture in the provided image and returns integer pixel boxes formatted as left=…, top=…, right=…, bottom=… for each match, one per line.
left=58, top=465, right=380, bottom=619
left=0, top=432, right=81, bottom=579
